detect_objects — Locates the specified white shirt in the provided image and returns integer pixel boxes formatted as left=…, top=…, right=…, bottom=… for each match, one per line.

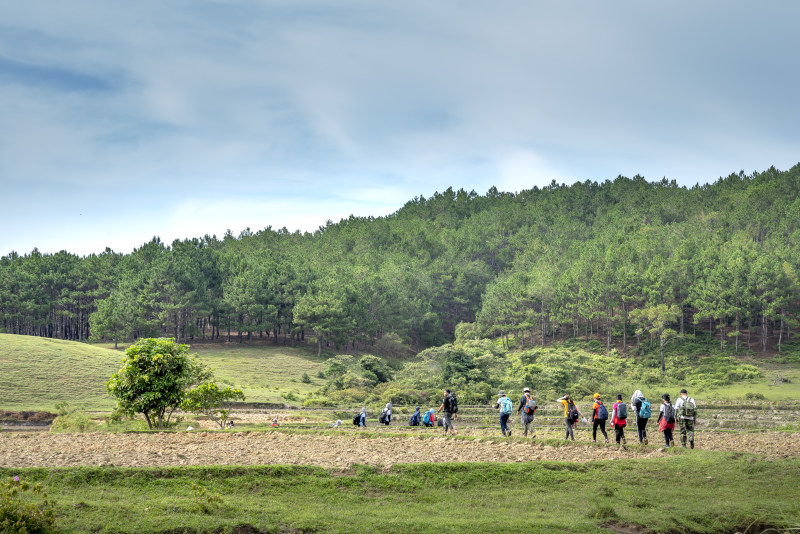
left=674, top=396, right=696, bottom=419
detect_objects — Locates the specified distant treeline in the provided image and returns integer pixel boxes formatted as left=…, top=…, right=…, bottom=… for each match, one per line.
left=1, top=164, right=799, bottom=354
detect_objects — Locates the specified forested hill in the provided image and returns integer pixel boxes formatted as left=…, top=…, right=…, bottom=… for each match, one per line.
left=2, top=164, right=799, bottom=355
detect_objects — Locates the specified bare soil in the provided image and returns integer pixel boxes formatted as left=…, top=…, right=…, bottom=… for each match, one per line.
left=3, top=428, right=799, bottom=469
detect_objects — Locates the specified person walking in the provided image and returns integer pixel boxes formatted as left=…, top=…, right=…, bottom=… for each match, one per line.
left=437, top=389, right=458, bottom=436
left=675, top=389, right=697, bottom=448
left=657, top=394, right=676, bottom=448
left=496, top=391, right=513, bottom=437
left=591, top=393, right=609, bottom=443
left=611, top=393, right=628, bottom=446
left=517, top=387, right=536, bottom=438
left=556, top=394, right=583, bottom=441
left=631, top=390, right=651, bottom=445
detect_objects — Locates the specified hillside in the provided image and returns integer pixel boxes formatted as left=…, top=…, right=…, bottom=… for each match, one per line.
left=0, top=334, right=123, bottom=410
left=0, top=335, right=328, bottom=411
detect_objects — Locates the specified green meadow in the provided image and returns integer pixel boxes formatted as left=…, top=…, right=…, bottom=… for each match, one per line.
left=4, top=454, right=799, bottom=533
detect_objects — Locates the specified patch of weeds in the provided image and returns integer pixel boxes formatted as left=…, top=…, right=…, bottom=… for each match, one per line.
left=589, top=504, right=618, bottom=520
left=192, top=483, right=223, bottom=514
left=596, top=485, right=616, bottom=497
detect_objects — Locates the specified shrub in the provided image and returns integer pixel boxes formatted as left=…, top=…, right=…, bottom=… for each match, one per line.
left=50, top=403, right=96, bottom=433
left=301, top=372, right=312, bottom=384
left=745, top=392, right=766, bottom=400
left=0, top=476, right=56, bottom=533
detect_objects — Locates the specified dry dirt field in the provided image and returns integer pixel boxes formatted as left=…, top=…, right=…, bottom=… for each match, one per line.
left=3, top=428, right=800, bottom=469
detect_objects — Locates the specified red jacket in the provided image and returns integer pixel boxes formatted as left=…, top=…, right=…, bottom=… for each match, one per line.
left=611, top=402, right=627, bottom=427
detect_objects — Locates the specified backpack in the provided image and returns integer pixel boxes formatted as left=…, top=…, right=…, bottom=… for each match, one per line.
left=681, top=398, right=697, bottom=418
left=352, top=414, right=361, bottom=426
left=616, top=402, right=628, bottom=420
left=379, top=410, right=388, bottom=424
left=567, top=400, right=579, bottom=422
left=446, top=393, right=458, bottom=414
left=597, top=401, right=608, bottom=420
left=500, top=397, right=513, bottom=415
left=664, top=403, right=676, bottom=424
left=524, top=393, right=537, bottom=415
left=409, top=412, right=420, bottom=426
left=423, top=411, right=432, bottom=425
left=639, top=399, right=652, bottom=419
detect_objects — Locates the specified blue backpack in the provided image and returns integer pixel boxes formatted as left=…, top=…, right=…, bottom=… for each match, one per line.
left=616, top=402, right=628, bottom=420
left=639, top=398, right=652, bottom=419
left=500, top=397, right=513, bottom=415
left=409, top=411, right=420, bottom=426
left=423, top=411, right=432, bottom=425
left=597, top=401, right=609, bottom=420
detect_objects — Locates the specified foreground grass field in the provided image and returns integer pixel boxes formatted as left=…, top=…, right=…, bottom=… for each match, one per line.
left=4, top=454, right=799, bottom=533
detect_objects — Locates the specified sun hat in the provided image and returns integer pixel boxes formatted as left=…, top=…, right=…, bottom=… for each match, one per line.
left=498, top=390, right=506, bottom=396
left=523, top=387, right=531, bottom=392
left=593, top=393, right=601, bottom=399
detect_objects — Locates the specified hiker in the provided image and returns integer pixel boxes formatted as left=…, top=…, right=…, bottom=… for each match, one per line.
left=227, top=420, right=235, bottom=429
left=409, top=406, right=421, bottom=426
left=675, top=389, right=697, bottom=448
left=657, top=394, right=676, bottom=448
left=379, top=403, right=393, bottom=426
left=591, top=393, right=609, bottom=443
left=270, top=418, right=279, bottom=427
left=422, top=408, right=435, bottom=427
left=517, top=387, right=536, bottom=438
left=611, top=393, right=628, bottom=445
left=631, top=389, right=651, bottom=444
left=437, top=388, right=458, bottom=436
left=556, top=394, right=584, bottom=441
left=331, top=419, right=342, bottom=428
left=496, top=390, right=513, bottom=437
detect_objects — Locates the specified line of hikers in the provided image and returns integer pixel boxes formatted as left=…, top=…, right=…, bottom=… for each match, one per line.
left=351, top=388, right=697, bottom=449
left=496, top=388, right=697, bottom=448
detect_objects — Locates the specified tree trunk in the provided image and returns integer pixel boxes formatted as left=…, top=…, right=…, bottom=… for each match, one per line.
left=660, top=334, right=666, bottom=376
left=622, top=303, right=628, bottom=350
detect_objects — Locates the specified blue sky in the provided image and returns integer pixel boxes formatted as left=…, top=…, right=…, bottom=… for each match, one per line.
left=2, top=1, right=799, bottom=256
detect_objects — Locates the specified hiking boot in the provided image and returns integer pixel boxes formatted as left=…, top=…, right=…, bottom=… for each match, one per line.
left=605, top=439, right=609, bottom=443
left=622, top=437, right=627, bottom=445
left=690, top=441, right=694, bottom=449
left=669, top=440, right=675, bottom=447
left=643, top=438, right=648, bottom=445
left=507, top=430, right=512, bottom=437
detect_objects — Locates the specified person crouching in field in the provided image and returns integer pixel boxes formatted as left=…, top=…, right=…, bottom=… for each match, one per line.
left=611, top=393, right=628, bottom=446
left=556, top=394, right=583, bottom=441
left=518, top=387, right=536, bottom=438
left=379, top=403, right=392, bottom=425
left=422, top=408, right=435, bottom=427
left=496, top=390, right=513, bottom=437
left=658, top=394, right=676, bottom=448
left=591, top=393, right=609, bottom=443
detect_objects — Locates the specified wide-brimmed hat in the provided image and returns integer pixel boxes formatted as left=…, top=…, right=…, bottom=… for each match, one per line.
left=497, top=390, right=506, bottom=396
left=523, top=387, right=531, bottom=392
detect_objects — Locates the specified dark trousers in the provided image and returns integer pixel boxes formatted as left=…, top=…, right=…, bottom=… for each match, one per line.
left=592, top=419, right=608, bottom=441
left=636, top=417, right=648, bottom=442
left=614, top=424, right=625, bottom=444
left=500, top=413, right=510, bottom=436
left=663, top=427, right=673, bottom=447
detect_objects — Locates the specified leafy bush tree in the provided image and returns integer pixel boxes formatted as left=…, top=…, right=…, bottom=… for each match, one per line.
left=0, top=476, right=56, bottom=534
left=182, top=382, right=245, bottom=429
left=106, top=338, right=210, bottom=429
left=359, top=354, right=393, bottom=383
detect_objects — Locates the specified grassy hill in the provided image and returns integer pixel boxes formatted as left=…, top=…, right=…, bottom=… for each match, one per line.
left=0, top=334, right=123, bottom=411
left=0, top=335, right=328, bottom=411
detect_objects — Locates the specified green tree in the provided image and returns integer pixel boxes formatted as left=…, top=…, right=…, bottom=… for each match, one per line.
left=182, top=382, right=245, bottom=429
left=106, top=338, right=210, bottom=429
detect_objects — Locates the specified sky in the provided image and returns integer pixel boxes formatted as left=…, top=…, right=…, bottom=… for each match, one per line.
left=2, top=1, right=799, bottom=257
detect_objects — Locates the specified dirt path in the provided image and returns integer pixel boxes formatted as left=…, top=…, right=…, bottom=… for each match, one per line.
left=3, top=429, right=800, bottom=469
